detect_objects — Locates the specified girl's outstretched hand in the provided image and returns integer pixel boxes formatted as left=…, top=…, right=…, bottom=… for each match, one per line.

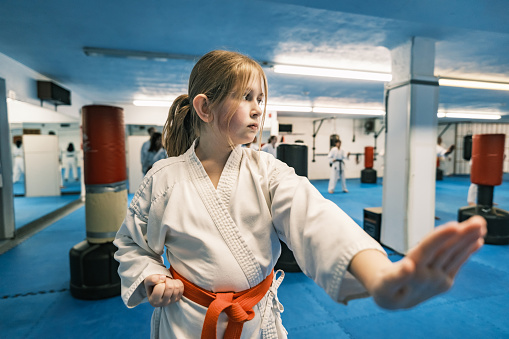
left=350, top=216, right=486, bottom=310
left=373, top=216, right=486, bottom=309
left=144, top=274, right=184, bottom=307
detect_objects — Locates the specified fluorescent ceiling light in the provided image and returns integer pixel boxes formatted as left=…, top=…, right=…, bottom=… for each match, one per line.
left=84, top=47, right=199, bottom=62
left=133, top=100, right=172, bottom=107
left=437, top=111, right=501, bottom=120
left=273, top=65, right=392, bottom=82
left=266, top=105, right=385, bottom=115
left=313, top=107, right=385, bottom=115
left=439, top=78, right=509, bottom=91
left=266, top=105, right=312, bottom=112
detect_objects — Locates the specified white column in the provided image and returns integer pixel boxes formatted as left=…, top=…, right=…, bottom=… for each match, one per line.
left=0, top=78, right=15, bottom=239
left=381, top=37, right=439, bottom=254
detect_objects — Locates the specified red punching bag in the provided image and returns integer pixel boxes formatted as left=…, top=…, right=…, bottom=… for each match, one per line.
left=365, top=146, right=374, bottom=169
left=69, top=105, right=126, bottom=300
left=471, top=134, right=505, bottom=187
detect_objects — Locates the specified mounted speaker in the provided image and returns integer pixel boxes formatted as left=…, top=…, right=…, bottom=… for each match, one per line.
left=364, top=119, right=375, bottom=134
left=279, top=124, right=293, bottom=133
left=37, top=80, right=71, bottom=106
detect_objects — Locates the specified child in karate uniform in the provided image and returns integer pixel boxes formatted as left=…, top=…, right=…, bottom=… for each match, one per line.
left=114, top=50, right=486, bottom=339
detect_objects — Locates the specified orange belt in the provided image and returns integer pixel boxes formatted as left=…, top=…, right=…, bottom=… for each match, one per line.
left=170, top=266, right=274, bottom=339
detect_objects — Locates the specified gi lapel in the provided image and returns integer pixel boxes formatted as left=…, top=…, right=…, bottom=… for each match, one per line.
left=186, top=142, right=264, bottom=287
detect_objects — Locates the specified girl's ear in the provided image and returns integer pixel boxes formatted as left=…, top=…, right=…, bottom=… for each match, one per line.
left=193, top=94, right=213, bottom=123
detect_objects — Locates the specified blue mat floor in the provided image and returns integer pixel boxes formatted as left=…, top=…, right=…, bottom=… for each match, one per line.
left=1, top=175, right=508, bottom=338
left=13, top=168, right=82, bottom=229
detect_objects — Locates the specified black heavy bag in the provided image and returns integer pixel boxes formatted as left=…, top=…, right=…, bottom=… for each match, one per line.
left=463, top=135, right=472, bottom=161
left=275, top=143, right=308, bottom=272
left=277, top=143, right=308, bottom=177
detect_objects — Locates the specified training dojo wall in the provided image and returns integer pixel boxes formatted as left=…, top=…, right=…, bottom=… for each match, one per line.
left=278, top=116, right=385, bottom=180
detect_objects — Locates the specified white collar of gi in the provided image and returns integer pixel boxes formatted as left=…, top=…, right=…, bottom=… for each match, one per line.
left=187, top=138, right=243, bottom=168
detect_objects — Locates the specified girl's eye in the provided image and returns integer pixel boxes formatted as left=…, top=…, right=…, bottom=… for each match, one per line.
left=257, top=99, right=264, bottom=106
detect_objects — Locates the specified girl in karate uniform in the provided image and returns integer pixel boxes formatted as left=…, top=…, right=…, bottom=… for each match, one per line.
left=114, top=50, right=487, bottom=339
left=63, top=142, right=78, bottom=181
left=327, top=139, right=349, bottom=193
left=12, top=140, right=24, bottom=183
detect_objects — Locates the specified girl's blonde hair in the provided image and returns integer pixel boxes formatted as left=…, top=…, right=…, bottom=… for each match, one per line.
left=163, top=50, right=268, bottom=157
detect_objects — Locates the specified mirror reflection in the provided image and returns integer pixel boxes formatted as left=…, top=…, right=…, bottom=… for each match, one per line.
left=10, top=122, right=82, bottom=230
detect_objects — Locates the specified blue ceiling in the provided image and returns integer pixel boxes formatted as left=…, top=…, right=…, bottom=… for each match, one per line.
left=1, top=0, right=508, bottom=119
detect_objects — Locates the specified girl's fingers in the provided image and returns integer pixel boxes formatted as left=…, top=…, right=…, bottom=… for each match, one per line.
left=411, top=216, right=486, bottom=268
left=144, top=274, right=165, bottom=290
left=173, top=279, right=184, bottom=302
left=150, top=282, right=166, bottom=304
left=445, top=237, right=484, bottom=276
left=160, top=279, right=175, bottom=305
left=429, top=225, right=484, bottom=270
left=407, top=224, right=458, bottom=267
left=156, top=279, right=185, bottom=306
left=167, top=279, right=182, bottom=303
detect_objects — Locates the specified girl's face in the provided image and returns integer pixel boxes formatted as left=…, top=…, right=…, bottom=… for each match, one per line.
left=218, top=75, right=264, bottom=146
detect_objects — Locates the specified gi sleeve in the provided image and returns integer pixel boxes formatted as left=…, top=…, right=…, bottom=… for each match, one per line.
left=268, top=159, right=386, bottom=304
left=113, top=176, right=171, bottom=308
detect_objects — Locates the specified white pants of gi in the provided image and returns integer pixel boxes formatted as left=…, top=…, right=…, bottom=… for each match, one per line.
left=467, top=183, right=478, bottom=205
left=63, top=157, right=78, bottom=180
left=328, top=161, right=347, bottom=192
left=13, top=157, right=24, bottom=183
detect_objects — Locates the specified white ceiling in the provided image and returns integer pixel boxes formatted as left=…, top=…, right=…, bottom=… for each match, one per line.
left=1, top=0, right=509, bottom=120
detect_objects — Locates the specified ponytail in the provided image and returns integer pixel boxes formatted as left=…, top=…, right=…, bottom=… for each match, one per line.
left=163, top=94, right=200, bottom=157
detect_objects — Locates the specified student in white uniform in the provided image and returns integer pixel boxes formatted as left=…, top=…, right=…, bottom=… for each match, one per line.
left=328, top=139, right=349, bottom=194
left=141, top=127, right=156, bottom=175
left=145, top=132, right=167, bottom=173
left=436, top=137, right=455, bottom=176
left=261, top=135, right=277, bottom=157
left=114, top=50, right=487, bottom=339
left=63, top=142, right=79, bottom=181
left=12, top=140, right=24, bottom=183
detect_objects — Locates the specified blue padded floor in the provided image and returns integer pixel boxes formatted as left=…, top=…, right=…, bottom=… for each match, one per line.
left=1, top=176, right=508, bottom=338
left=14, top=194, right=81, bottom=229
left=13, top=167, right=81, bottom=229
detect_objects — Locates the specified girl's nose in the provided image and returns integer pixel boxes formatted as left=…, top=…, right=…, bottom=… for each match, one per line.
left=252, top=103, right=262, bottom=117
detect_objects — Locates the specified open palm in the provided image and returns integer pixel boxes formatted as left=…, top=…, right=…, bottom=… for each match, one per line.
left=371, top=216, right=486, bottom=309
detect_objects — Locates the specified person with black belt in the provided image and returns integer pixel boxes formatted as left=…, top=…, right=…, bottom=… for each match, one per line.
left=328, top=139, right=349, bottom=193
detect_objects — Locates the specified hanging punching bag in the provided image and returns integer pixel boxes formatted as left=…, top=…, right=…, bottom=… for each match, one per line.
left=458, top=133, right=509, bottom=245
left=361, top=146, right=377, bottom=183
left=69, top=105, right=127, bottom=299
left=275, top=143, right=308, bottom=272
left=463, top=135, right=472, bottom=161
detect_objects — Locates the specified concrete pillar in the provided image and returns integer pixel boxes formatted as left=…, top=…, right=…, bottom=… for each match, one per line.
left=381, top=37, right=439, bottom=254
left=0, top=78, right=15, bottom=240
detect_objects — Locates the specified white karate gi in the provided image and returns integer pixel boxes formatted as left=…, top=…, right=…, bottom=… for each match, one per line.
left=12, top=145, right=24, bottom=183
left=436, top=144, right=452, bottom=176
left=63, top=150, right=78, bottom=181
left=328, top=147, right=347, bottom=192
left=467, top=160, right=478, bottom=204
left=114, top=140, right=385, bottom=339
